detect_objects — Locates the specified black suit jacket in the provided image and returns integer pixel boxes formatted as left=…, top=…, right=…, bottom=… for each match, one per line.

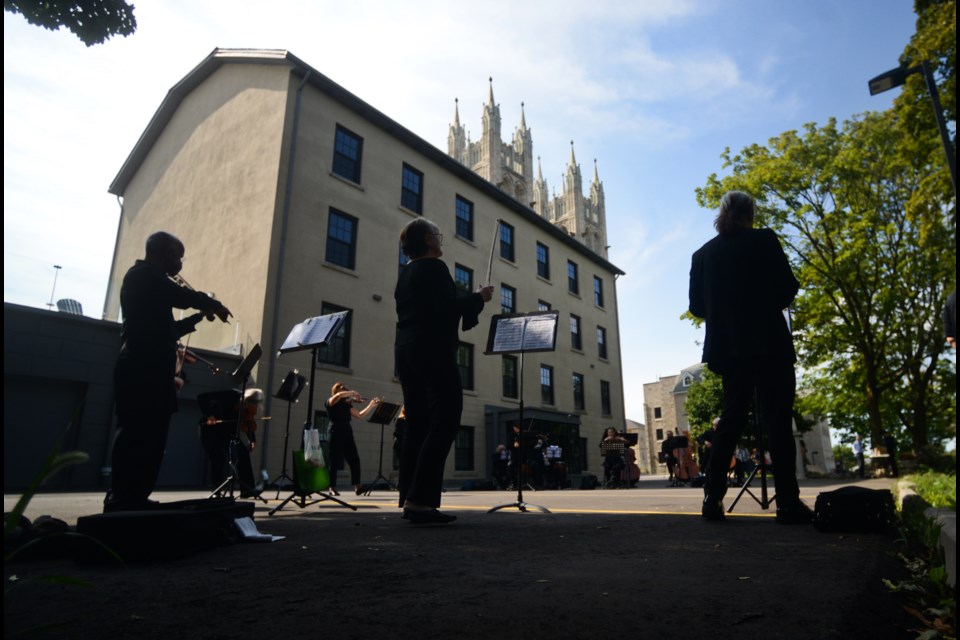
left=688, top=227, right=798, bottom=374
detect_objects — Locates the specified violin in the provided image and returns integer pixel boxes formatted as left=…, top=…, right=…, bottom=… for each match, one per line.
left=176, top=342, right=221, bottom=375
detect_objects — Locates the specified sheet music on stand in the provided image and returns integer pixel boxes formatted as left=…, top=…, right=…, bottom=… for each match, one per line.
left=278, top=311, right=349, bottom=354
left=485, top=310, right=559, bottom=354
left=600, top=441, right=626, bottom=456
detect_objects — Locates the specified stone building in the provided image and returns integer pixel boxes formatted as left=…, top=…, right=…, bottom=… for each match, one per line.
left=642, top=363, right=834, bottom=478
left=447, top=81, right=608, bottom=258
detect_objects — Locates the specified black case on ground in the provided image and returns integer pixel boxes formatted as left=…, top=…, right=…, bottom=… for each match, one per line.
left=76, top=498, right=256, bottom=562
left=813, top=486, right=897, bottom=534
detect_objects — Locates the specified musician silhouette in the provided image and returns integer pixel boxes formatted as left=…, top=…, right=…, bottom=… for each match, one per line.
left=105, top=231, right=231, bottom=513
left=198, top=388, right=262, bottom=497
left=600, top=428, right=627, bottom=488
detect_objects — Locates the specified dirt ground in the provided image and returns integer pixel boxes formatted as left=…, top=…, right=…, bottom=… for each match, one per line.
left=4, top=484, right=915, bottom=640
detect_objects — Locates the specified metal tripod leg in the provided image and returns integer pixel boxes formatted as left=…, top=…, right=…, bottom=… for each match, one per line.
left=726, top=462, right=776, bottom=513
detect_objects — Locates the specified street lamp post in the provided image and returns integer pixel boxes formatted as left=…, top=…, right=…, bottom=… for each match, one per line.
left=869, top=60, right=957, bottom=198
left=47, top=264, right=62, bottom=310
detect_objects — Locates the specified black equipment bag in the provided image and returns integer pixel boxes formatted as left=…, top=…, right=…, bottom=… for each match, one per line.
left=813, top=486, right=897, bottom=533
left=76, top=498, right=255, bottom=562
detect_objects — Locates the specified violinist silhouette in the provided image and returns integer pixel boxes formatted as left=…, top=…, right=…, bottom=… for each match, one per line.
left=198, top=388, right=263, bottom=497
left=105, top=231, right=231, bottom=513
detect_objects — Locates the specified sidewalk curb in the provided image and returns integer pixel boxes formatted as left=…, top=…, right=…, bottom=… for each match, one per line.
left=898, top=480, right=957, bottom=588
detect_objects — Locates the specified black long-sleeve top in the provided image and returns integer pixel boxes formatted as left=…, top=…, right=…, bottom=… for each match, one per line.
left=394, top=257, right=485, bottom=356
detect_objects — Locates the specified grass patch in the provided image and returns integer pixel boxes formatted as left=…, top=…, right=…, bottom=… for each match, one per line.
left=886, top=471, right=956, bottom=638
left=904, top=471, right=957, bottom=511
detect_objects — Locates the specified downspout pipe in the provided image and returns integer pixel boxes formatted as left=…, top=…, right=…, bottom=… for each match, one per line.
left=260, top=69, right=312, bottom=475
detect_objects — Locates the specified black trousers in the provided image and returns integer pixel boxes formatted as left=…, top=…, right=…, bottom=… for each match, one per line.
left=328, top=425, right=361, bottom=488
left=706, top=360, right=800, bottom=505
left=395, top=344, right=463, bottom=509
left=110, top=411, right=171, bottom=503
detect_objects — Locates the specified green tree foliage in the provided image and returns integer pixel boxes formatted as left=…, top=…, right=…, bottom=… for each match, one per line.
left=696, top=110, right=955, bottom=459
left=898, top=0, right=956, bottom=223
left=684, top=368, right=723, bottom=440
left=4, top=0, right=136, bottom=46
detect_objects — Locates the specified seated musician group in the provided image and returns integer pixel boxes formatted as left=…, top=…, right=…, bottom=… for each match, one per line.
left=500, top=426, right=567, bottom=490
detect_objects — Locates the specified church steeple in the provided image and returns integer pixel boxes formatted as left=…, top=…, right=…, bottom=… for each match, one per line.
left=444, top=86, right=608, bottom=257
left=590, top=158, right=604, bottom=204
left=534, top=156, right=550, bottom=219
left=565, top=140, right=583, bottom=195
left=447, top=97, right=467, bottom=163
left=480, top=77, right=502, bottom=185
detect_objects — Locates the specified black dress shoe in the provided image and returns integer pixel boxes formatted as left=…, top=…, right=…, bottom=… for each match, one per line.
left=701, top=497, right=725, bottom=521
left=775, top=500, right=814, bottom=525
left=401, top=509, right=457, bottom=524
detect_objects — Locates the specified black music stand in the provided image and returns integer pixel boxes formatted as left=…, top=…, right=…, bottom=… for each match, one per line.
left=363, top=401, right=402, bottom=495
left=600, top=440, right=626, bottom=489
left=269, top=312, right=357, bottom=514
left=727, top=396, right=776, bottom=514
left=210, top=344, right=268, bottom=504
left=269, top=369, right=307, bottom=498
left=485, top=311, right=559, bottom=514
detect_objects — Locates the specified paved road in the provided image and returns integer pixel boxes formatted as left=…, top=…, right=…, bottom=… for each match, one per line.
left=5, top=475, right=896, bottom=524
left=5, top=476, right=913, bottom=640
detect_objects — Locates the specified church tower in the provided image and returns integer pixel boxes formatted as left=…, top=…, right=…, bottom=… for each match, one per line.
left=446, top=82, right=609, bottom=258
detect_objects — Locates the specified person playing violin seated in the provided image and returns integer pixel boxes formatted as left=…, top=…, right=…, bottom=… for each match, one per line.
left=600, top=427, right=628, bottom=489
left=199, top=388, right=264, bottom=497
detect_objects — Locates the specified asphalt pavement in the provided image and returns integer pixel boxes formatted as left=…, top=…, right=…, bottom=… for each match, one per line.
left=4, top=476, right=915, bottom=639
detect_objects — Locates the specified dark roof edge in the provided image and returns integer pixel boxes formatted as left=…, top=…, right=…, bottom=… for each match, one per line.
left=108, top=48, right=624, bottom=276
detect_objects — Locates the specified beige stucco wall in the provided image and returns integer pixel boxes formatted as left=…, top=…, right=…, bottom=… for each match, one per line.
left=104, top=63, right=291, bottom=359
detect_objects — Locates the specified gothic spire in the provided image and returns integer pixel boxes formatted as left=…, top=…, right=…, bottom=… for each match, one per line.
left=454, top=97, right=460, bottom=127
left=487, top=77, right=495, bottom=106
left=520, top=101, right=527, bottom=130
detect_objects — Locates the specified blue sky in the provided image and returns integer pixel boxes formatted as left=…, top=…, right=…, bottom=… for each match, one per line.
left=3, top=0, right=919, bottom=422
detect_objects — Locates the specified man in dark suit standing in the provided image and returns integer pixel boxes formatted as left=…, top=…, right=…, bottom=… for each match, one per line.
left=689, top=191, right=813, bottom=524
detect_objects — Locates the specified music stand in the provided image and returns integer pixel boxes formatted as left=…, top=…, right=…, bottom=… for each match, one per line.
left=210, top=344, right=268, bottom=503
left=485, top=311, right=559, bottom=514
left=726, top=395, right=776, bottom=514
left=269, top=369, right=307, bottom=498
left=600, top=440, right=626, bottom=489
left=363, top=401, right=402, bottom=495
left=269, top=312, right=357, bottom=514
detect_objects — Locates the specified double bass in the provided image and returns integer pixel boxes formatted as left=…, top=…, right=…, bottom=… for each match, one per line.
left=620, top=444, right=641, bottom=487
left=673, top=431, right=700, bottom=482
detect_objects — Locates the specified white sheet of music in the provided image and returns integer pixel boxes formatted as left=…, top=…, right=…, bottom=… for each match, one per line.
left=279, top=311, right=348, bottom=353
left=492, top=314, right=556, bottom=352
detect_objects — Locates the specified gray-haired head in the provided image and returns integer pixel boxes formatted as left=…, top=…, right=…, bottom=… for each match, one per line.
left=399, top=218, right=440, bottom=259
left=714, top=191, right=755, bottom=234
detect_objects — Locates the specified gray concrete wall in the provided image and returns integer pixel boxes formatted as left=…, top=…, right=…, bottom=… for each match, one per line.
left=3, top=303, right=240, bottom=493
